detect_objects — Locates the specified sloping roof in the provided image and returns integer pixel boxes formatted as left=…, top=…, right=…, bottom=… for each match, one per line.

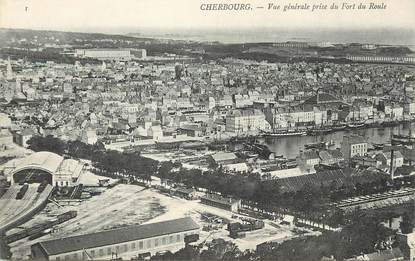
left=269, top=167, right=303, bottom=178
left=211, top=152, right=238, bottom=163
left=14, top=151, right=64, bottom=175
left=36, top=217, right=199, bottom=256
left=273, top=168, right=388, bottom=193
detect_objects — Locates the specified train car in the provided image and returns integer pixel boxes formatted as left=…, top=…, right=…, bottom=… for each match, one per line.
left=6, top=211, right=77, bottom=243
left=37, top=182, right=48, bottom=193
left=16, top=184, right=29, bottom=200
left=57, top=211, right=77, bottom=222
left=28, top=229, right=51, bottom=240
left=5, top=230, right=29, bottom=243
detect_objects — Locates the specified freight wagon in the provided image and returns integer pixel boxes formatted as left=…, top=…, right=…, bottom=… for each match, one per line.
left=5, top=211, right=77, bottom=243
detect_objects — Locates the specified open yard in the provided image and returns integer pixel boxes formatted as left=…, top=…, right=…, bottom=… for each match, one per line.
left=9, top=183, right=307, bottom=259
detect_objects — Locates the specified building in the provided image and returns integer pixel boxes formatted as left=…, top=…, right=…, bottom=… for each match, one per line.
left=80, top=128, right=98, bottom=145
left=0, top=129, right=13, bottom=150
left=318, top=149, right=344, bottom=165
left=397, top=231, right=415, bottom=261
left=341, top=135, right=368, bottom=160
left=268, top=167, right=304, bottom=179
left=172, top=187, right=197, bottom=200
left=8, top=151, right=84, bottom=187
left=200, top=194, right=241, bottom=212
left=131, top=49, right=147, bottom=59
left=297, top=150, right=320, bottom=167
left=31, top=217, right=200, bottom=260
left=13, top=128, right=35, bottom=148
left=223, top=162, right=249, bottom=173
left=208, top=152, right=239, bottom=166
left=225, top=108, right=269, bottom=133
left=376, top=151, right=404, bottom=169
left=75, top=49, right=132, bottom=61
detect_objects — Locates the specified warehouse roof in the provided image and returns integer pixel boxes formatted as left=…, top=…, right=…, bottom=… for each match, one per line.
left=210, top=152, right=238, bottom=163
left=35, top=217, right=199, bottom=256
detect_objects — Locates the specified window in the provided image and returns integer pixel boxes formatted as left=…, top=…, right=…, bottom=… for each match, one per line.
left=124, top=244, right=128, bottom=252
left=169, top=235, right=174, bottom=244
left=162, top=237, right=166, bottom=245
left=90, top=250, right=95, bottom=257
left=56, top=257, right=61, bottom=261
left=176, top=234, right=181, bottom=242
left=73, top=253, right=78, bottom=259
left=64, top=256, right=69, bottom=260
left=99, top=249, right=104, bottom=256
left=139, top=241, right=143, bottom=249
left=132, top=242, right=136, bottom=249
left=116, top=246, right=120, bottom=253
left=154, top=238, right=159, bottom=247
left=107, top=247, right=112, bottom=255
left=146, top=239, right=151, bottom=249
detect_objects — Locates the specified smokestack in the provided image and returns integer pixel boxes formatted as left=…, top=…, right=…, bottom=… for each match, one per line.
left=390, top=149, right=394, bottom=179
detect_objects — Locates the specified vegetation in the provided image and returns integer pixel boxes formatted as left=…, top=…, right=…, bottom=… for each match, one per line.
left=155, top=161, right=390, bottom=226
left=27, top=135, right=157, bottom=181
left=149, top=210, right=396, bottom=261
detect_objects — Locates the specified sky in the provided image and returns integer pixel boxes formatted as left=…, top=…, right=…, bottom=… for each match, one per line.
left=0, top=0, right=414, bottom=32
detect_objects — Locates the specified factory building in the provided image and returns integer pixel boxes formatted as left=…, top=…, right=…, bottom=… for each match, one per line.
left=75, top=49, right=132, bottom=61
left=31, top=217, right=200, bottom=260
left=74, top=48, right=147, bottom=61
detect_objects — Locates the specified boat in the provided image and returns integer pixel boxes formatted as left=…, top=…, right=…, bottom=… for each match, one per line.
left=306, top=127, right=332, bottom=135
left=391, top=134, right=415, bottom=146
left=347, top=122, right=366, bottom=129
left=332, top=124, right=347, bottom=131
left=244, top=142, right=273, bottom=159
left=372, top=143, right=384, bottom=150
left=262, top=129, right=307, bottom=137
left=304, top=140, right=335, bottom=150
left=305, top=142, right=326, bottom=150
left=382, top=121, right=400, bottom=127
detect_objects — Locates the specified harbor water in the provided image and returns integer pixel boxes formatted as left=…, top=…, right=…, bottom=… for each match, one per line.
left=264, top=123, right=414, bottom=159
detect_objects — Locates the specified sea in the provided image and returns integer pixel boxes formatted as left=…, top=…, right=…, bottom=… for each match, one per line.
left=120, top=27, right=415, bottom=48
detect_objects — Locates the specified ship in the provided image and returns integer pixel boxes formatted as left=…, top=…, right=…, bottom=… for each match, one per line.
left=346, top=122, right=366, bottom=129
left=243, top=142, right=273, bottom=159
left=381, top=120, right=400, bottom=127
left=306, top=127, right=332, bottom=136
left=391, top=134, right=415, bottom=146
left=332, top=124, right=347, bottom=131
left=261, top=129, right=307, bottom=137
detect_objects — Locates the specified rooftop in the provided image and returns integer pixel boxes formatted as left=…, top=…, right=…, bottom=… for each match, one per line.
left=35, top=217, right=199, bottom=256
left=201, top=194, right=240, bottom=206
left=210, top=152, right=238, bottom=163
